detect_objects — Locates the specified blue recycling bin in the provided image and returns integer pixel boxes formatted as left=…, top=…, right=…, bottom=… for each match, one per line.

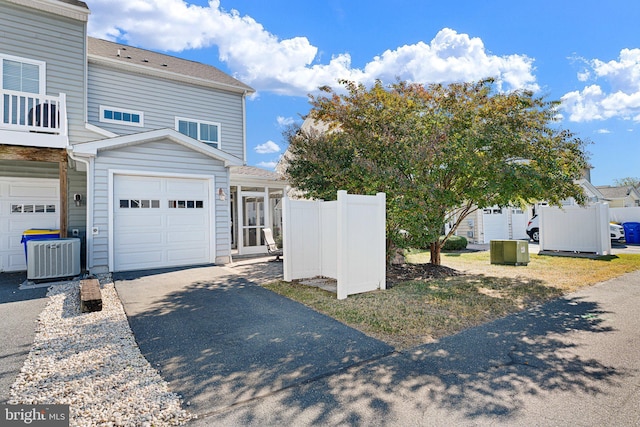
left=21, top=229, right=60, bottom=261
left=622, top=222, right=640, bottom=244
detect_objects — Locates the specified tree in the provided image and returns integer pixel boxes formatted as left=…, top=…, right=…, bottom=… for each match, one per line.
left=284, top=79, right=589, bottom=265
left=613, top=177, right=640, bottom=188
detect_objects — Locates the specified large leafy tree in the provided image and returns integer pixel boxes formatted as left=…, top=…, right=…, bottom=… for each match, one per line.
left=284, top=79, right=589, bottom=265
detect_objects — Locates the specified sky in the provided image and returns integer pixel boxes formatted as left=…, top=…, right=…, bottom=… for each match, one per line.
left=84, top=0, right=640, bottom=186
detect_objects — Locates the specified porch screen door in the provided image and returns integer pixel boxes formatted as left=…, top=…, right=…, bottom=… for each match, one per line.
left=241, top=193, right=265, bottom=253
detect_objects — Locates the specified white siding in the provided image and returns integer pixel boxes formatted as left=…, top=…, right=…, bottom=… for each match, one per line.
left=0, top=2, right=96, bottom=144
left=87, top=64, right=245, bottom=159
left=90, top=140, right=230, bottom=272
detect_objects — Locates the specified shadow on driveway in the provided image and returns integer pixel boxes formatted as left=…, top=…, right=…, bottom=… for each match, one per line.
left=201, top=287, right=635, bottom=426
left=114, top=267, right=394, bottom=416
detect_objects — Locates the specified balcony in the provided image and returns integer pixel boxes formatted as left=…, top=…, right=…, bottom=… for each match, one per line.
left=0, top=89, right=68, bottom=148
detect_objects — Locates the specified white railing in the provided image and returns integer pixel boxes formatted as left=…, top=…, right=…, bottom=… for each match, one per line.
left=0, top=89, right=67, bottom=136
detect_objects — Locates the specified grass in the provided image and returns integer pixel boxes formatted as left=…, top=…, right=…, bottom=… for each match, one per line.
left=263, top=250, right=640, bottom=350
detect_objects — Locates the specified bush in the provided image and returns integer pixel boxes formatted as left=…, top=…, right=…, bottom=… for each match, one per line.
left=440, top=235, right=468, bottom=251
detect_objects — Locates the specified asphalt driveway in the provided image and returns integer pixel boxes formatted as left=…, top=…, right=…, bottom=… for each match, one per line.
left=0, top=272, right=48, bottom=403
left=113, top=261, right=394, bottom=417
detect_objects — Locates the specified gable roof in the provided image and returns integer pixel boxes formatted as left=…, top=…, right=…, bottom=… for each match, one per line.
left=70, top=128, right=243, bottom=167
left=595, top=185, right=640, bottom=200
left=88, top=37, right=255, bottom=95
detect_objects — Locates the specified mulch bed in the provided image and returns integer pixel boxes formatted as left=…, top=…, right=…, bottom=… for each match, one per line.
left=386, top=263, right=460, bottom=287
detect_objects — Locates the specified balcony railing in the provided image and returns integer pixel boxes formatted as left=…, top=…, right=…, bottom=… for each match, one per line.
left=1, top=89, right=68, bottom=135
left=0, top=89, right=68, bottom=148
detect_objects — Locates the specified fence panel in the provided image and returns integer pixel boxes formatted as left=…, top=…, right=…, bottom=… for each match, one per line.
left=283, top=191, right=386, bottom=299
left=610, top=207, right=640, bottom=224
left=539, top=203, right=610, bottom=255
left=283, top=198, right=322, bottom=281
left=337, top=191, right=386, bottom=299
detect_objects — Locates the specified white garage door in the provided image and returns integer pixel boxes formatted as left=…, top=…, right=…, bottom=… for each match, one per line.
left=0, top=178, right=59, bottom=272
left=482, top=207, right=510, bottom=243
left=113, top=175, right=211, bottom=272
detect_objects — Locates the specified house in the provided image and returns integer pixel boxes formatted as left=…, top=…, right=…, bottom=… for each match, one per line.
left=594, top=185, right=640, bottom=208
left=0, top=0, right=287, bottom=274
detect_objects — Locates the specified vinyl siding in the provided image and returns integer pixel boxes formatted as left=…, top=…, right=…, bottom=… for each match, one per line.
left=88, top=64, right=245, bottom=159
left=90, top=140, right=230, bottom=272
left=0, top=2, right=94, bottom=144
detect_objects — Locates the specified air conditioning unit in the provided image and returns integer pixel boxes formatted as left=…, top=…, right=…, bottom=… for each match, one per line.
left=27, top=238, right=81, bottom=280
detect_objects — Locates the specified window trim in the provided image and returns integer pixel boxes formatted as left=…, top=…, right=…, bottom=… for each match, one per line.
left=175, top=116, right=221, bottom=149
left=0, top=53, right=46, bottom=94
left=99, top=105, right=144, bottom=127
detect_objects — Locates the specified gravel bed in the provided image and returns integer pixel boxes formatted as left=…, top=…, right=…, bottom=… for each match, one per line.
left=9, top=276, right=194, bottom=427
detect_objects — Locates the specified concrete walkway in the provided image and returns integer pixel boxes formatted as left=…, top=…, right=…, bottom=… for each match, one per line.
left=190, top=269, right=640, bottom=426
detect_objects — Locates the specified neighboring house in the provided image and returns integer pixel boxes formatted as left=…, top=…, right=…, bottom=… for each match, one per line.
left=0, top=0, right=287, bottom=274
left=595, top=185, right=640, bottom=208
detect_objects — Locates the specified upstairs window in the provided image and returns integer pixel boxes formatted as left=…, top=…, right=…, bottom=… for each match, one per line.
left=1, top=54, right=45, bottom=94
left=175, top=117, right=220, bottom=149
left=100, top=106, right=144, bottom=127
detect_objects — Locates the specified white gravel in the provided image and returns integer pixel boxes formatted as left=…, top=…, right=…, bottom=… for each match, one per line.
left=9, top=276, right=195, bottom=427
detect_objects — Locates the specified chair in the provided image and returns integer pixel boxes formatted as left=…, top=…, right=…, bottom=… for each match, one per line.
left=262, top=228, right=283, bottom=262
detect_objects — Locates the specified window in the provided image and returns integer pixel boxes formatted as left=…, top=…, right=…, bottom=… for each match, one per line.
left=168, top=200, right=204, bottom=209
left=1, top=54, right=45, bottom=93
left=175, top=117, right=221, bottom=149
left=119, top=199, right=159, bottom=208
left=100, top=106, right=144, bottom=127
left=11, top=204, right=56, bottom=213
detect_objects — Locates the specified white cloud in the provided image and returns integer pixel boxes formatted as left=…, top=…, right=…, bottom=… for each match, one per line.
left=595, top=128, right=611, bottom=134
left=87, top=1, right=538, bottom=95
left=562, top=48, right=640, bottom=122
left=254, top=140, right=281, bottom=154
left=257, top=161, right=277, bottom=169
left=276, top=116, right=295, bottom=127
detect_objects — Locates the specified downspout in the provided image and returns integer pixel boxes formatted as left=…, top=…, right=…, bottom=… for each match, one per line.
left=242, top=90, right=247, bottom=165
left=66, top=146, right=94, bottom=272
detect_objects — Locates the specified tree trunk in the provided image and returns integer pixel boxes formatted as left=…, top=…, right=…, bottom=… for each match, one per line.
left=430, top=241, right=441, bottom=265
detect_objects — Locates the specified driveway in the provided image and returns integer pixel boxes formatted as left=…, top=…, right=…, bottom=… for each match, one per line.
left=0, top=272, right=48, bottom=403
left=113, top=259, right=394, bottom=417
left=114, top=256, right=640, bottom=426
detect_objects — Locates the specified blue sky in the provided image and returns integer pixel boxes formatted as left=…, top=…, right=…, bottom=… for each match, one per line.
left=86, top=0, right=640, bottom=186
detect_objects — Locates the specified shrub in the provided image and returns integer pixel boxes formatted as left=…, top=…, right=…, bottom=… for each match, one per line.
left=440, top=235, right=468, bottom=251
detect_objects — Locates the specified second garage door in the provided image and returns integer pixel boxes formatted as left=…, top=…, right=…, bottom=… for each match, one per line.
left=113, top=175, right=211, bottom=272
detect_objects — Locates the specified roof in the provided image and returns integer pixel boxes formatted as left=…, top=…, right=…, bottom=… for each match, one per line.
left=71, top=128, right=243, bottom=167
left=56, top=0, right=88, bottom=8
left=595, top=185, right=637, bottom=199
left=87, top=37, right=255, bottom=94
left=230, top=165, right=285, bottom=181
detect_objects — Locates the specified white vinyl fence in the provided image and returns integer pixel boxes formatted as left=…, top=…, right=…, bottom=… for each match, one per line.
left=539, top=203, right=611, bottom=255
left=283, top=191, right=386, bottom=299
left=610, top=207, right=640, bottom=224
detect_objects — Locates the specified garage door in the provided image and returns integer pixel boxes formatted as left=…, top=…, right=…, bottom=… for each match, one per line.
left=113, top=175, right=211, bottom=272
left=0, top=178, right=59, bottom=272
left=482, top=206, right=509, bottom=243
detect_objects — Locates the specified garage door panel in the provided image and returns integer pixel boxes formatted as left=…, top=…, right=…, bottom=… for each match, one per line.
left=115, top=176, right=163, bottom=194
left=117, top=214, right=163, bottom=228
left=166, top=179, right=208, bottom=194
left=167, top=214, right=206, bottom=227
left=167, top=248, right=209, bottom=263
left=118, top=231, right=164, bottom=246
left=0, top=178, right=59, bottom=272
left=167, top=230, right=207, bottom=244
left=114, top=175, right=211, bottom=272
